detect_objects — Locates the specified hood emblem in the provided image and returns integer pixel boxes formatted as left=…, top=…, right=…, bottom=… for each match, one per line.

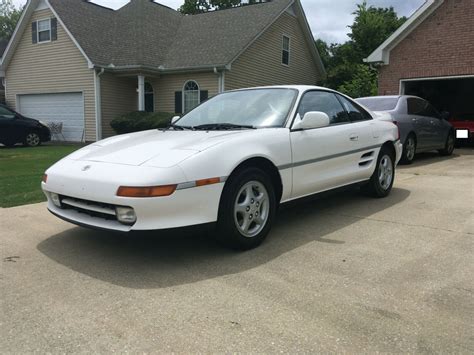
left=81, top=165, right=91, bottom=171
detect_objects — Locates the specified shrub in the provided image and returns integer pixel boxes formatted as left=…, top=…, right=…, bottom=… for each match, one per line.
left=110, top=111, right=175, bottom=134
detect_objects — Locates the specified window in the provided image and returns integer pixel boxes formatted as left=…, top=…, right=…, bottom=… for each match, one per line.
left=37, top=19, right=51, bottom=42
left=407, top=98, right=425, bottom=115
left=298, top=91, right=349, bottom=125
left=0, top=106, right=15, bottom=119
left=144, top=82, right=154, bottom=113
left=355, top=97, right=399, bottom=112
left=337, top=95, right=372, bottom=122
left=183, top=80, right=200, bottom=113
left=282, top=36, right=290, bottom=65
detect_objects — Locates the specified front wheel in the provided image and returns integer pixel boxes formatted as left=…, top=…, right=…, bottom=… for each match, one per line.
left=216, top=167, right=276, bottom=250
left=438, top=131, right=455, bottom=156
left=362, top=147, right=395, bottom=198
left=24, top=132, right=41, bottom=147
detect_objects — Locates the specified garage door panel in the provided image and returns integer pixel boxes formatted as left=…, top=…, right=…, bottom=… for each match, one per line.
left=18, top=93, right=85, bottom=142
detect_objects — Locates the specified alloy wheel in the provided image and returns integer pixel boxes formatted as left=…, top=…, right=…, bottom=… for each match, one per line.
left=234, top=181, right=270, bottom=238
left=378, top=155, right=393, bottom=190
left=26, top=133, right=40, bottom=147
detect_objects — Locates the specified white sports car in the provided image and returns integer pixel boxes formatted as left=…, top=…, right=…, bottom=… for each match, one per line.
left=42, top=86, right=402, bottom=249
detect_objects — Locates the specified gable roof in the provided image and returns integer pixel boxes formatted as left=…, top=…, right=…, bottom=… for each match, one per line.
left=365, top=0, right=444, bottom=65
left=1, top=0, right=324, bottom=75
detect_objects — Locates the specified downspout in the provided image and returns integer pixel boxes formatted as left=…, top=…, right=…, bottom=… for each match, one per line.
left=94, top=68, right=105, bottom=142
left=214, top=67, right=225, bottom=93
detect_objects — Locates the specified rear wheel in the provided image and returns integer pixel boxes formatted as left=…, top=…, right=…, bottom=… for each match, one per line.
left=216, top=167, right=276, bottom=250
left=400, top=134, right=416, bottom=164
left=438, top=131, right=455, bottom=156
left=24, top=132, right=41, bottom=147
left=362, top=146, right=395, bottom=198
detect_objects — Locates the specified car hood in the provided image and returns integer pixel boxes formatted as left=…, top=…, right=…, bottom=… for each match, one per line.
left=66, top=129, right=257, bottom=168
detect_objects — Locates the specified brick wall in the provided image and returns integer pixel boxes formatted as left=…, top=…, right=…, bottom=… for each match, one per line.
left=378, top=0, right=474, bottom=95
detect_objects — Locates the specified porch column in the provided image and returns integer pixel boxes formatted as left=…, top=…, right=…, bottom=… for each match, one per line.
left=138, top=75, right=145, bottom=111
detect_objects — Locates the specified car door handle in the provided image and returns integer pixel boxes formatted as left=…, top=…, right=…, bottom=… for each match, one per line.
left=349, top=134, right=359, bottom=141
left=412, top=118, right=418, bottom=122
left=430, top=120, right=435, bottom=124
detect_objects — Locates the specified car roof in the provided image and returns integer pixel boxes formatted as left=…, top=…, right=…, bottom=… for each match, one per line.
left=228, top=85, right=339, bottom=94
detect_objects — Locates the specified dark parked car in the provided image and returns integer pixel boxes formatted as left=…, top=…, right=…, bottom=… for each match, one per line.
left=0, top=104, right=51, bottom=147
left=356, top=95, right=454, bottom=164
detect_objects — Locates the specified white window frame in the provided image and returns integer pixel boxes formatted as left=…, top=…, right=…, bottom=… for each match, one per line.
left=282, top=35, right=291, bottom=66
left=36, top=18, right=51, bottom=44
left=183, top=80, right=200, bottom=113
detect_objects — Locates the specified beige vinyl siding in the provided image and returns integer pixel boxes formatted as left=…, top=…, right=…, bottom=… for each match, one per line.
left=151, top=72, right=219, bottom=113
left=100, top=73, right=137, bottom=138
left=5, top=8, right=96, bottom=141
left=225, top=12, right=320, bottom=90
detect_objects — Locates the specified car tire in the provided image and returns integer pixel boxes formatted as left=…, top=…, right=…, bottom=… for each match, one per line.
left=362, top=146, right=395, bottom=198
left=24, top=132, right=41, bottom=147
left=216, top=167, right=277, bottom=250
left=400, top=134, right=416, bottom=165
left=438, top=131, right=455, bottom=156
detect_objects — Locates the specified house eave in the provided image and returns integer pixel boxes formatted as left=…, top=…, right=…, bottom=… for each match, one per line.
left=365, top=0, right=444, bottom=65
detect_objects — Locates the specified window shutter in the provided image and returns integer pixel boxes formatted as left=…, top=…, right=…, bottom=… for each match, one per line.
left=200, top=90, right=208, bottom=103
left=174, top=91, right=182, bottom=114
left=32, top=22, right=37, bottom=44
left=51, top=18, right=58, bottom=41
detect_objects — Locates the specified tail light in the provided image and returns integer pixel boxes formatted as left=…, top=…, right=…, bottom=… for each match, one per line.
left=392, top=121, right=400, bottom=141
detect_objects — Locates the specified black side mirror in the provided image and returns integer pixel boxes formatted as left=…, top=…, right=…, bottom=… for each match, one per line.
left=440, top=111, right=450, bottom=120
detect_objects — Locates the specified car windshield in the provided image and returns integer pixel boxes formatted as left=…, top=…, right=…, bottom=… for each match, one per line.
left=175, top=88, right=297, bottom=129
left=356, top=97, right=399, bottom=112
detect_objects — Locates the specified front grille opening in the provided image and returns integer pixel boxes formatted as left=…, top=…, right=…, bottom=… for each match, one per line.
left=59, top=195, right=118, bottom=221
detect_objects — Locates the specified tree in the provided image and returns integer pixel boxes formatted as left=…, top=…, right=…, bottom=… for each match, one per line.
left=179, top=0, right=268, bottom=14
left=0, top=0, right=22, bottom=40
left=316, top=1, right=406, bottom=96
left=349, top=1, right=406, bottom=61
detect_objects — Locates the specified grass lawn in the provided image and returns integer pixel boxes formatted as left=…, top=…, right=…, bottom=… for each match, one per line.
left=0, top=145, right=80, bottom=208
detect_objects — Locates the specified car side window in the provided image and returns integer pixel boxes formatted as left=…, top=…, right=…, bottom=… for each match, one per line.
left=336, top=95, right=372, bottom=122
left=422, top=102, right=441, bottom=119
left=407, top=98, right=425, bottom=115
left=297, top=91, right=349, bottom=125
left=0, top=107, right=15, bottom=119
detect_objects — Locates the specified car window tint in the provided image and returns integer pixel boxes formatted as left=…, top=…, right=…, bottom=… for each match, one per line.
left=298, top=91, right=349, bottom=125
left=337, top=95, right=372, bottom=121
left=407, top=98, right=426, bottom=115
left=0, top=106, right=15, bottom=119
left=422, top=102, right=441, bottom=118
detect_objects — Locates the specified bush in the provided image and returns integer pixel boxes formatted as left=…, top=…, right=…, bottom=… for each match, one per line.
left=110, top=111, right=175, bottom=134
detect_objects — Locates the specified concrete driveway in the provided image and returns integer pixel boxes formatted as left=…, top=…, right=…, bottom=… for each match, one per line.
left=1, top=150, right=473, bottom=353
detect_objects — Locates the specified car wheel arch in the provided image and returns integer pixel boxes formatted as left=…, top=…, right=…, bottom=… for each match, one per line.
left=225, top=157, right=283, bottom=204
left=381, top=141, right=396, bottom=160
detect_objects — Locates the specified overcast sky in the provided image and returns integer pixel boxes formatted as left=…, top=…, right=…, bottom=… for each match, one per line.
left=13, top=0, right=426, bottom=43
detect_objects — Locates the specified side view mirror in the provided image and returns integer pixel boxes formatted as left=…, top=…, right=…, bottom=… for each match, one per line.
left=440, top=111, right=450, bottom=120
left=171, top=116, right=180, bottom=124
left=293, top=111, right=330, bottom=130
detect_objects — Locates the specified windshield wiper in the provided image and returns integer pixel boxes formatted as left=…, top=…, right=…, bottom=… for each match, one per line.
left=193, top=123, right=256, bottom=131
left=160, top=124, right=194, bottom=131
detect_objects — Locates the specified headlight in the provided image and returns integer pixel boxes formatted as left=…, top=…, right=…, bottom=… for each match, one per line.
left=116, top=207, right=137, bottom=225
left=39, top=120, right=48, bottom=127
left=50, top=193, right=61, bottom=207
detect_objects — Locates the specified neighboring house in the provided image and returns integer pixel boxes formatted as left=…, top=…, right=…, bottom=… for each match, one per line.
left=0, top=0, right=325, bottom=142
left=366, top=0, right=474, bottom=117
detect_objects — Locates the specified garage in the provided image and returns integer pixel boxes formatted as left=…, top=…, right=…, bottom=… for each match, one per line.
left=402, top=76, right=474, bottom=118
left=18, top=92, right=84, bottom=142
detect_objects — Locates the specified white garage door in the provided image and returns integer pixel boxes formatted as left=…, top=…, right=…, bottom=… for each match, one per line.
left=18, top=92, right=85, bottom=142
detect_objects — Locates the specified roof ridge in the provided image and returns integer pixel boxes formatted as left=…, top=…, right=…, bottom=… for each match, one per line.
left=188, top=0, right=285, bottom=17
left=83, top=0, right=115, bottom=11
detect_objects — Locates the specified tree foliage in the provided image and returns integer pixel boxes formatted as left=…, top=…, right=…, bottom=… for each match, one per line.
left=0, top=0, right=22, bottom=40
left=179, top=0, right=266, bottom=14
left=316, top=1, right=406, bottom=98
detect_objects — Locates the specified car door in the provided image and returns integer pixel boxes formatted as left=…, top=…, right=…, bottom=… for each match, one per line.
left=0, top=106, right=17, bottom=143
left=407, top=97, right=431, bottom=149
left=290, top=90, right=361, bottom=198
left=421, top=101, right=446, bottom=148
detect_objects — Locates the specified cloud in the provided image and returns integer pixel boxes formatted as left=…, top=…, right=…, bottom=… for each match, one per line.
left=12, top=0, right=426, bottom=43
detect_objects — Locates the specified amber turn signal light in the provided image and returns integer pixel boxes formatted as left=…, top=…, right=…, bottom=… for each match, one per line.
left=116, top=185, right=177, bottom=198
left=195, top=177, right=221, bottom=187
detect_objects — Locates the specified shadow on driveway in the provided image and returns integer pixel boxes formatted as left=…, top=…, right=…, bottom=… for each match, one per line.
left=37, top=187, right=410, bottom=289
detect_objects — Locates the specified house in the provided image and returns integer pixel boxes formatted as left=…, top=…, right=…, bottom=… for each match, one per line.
left=366, top=0, right=473, bottom=117
left=0, top=0, right=325, bottom=142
